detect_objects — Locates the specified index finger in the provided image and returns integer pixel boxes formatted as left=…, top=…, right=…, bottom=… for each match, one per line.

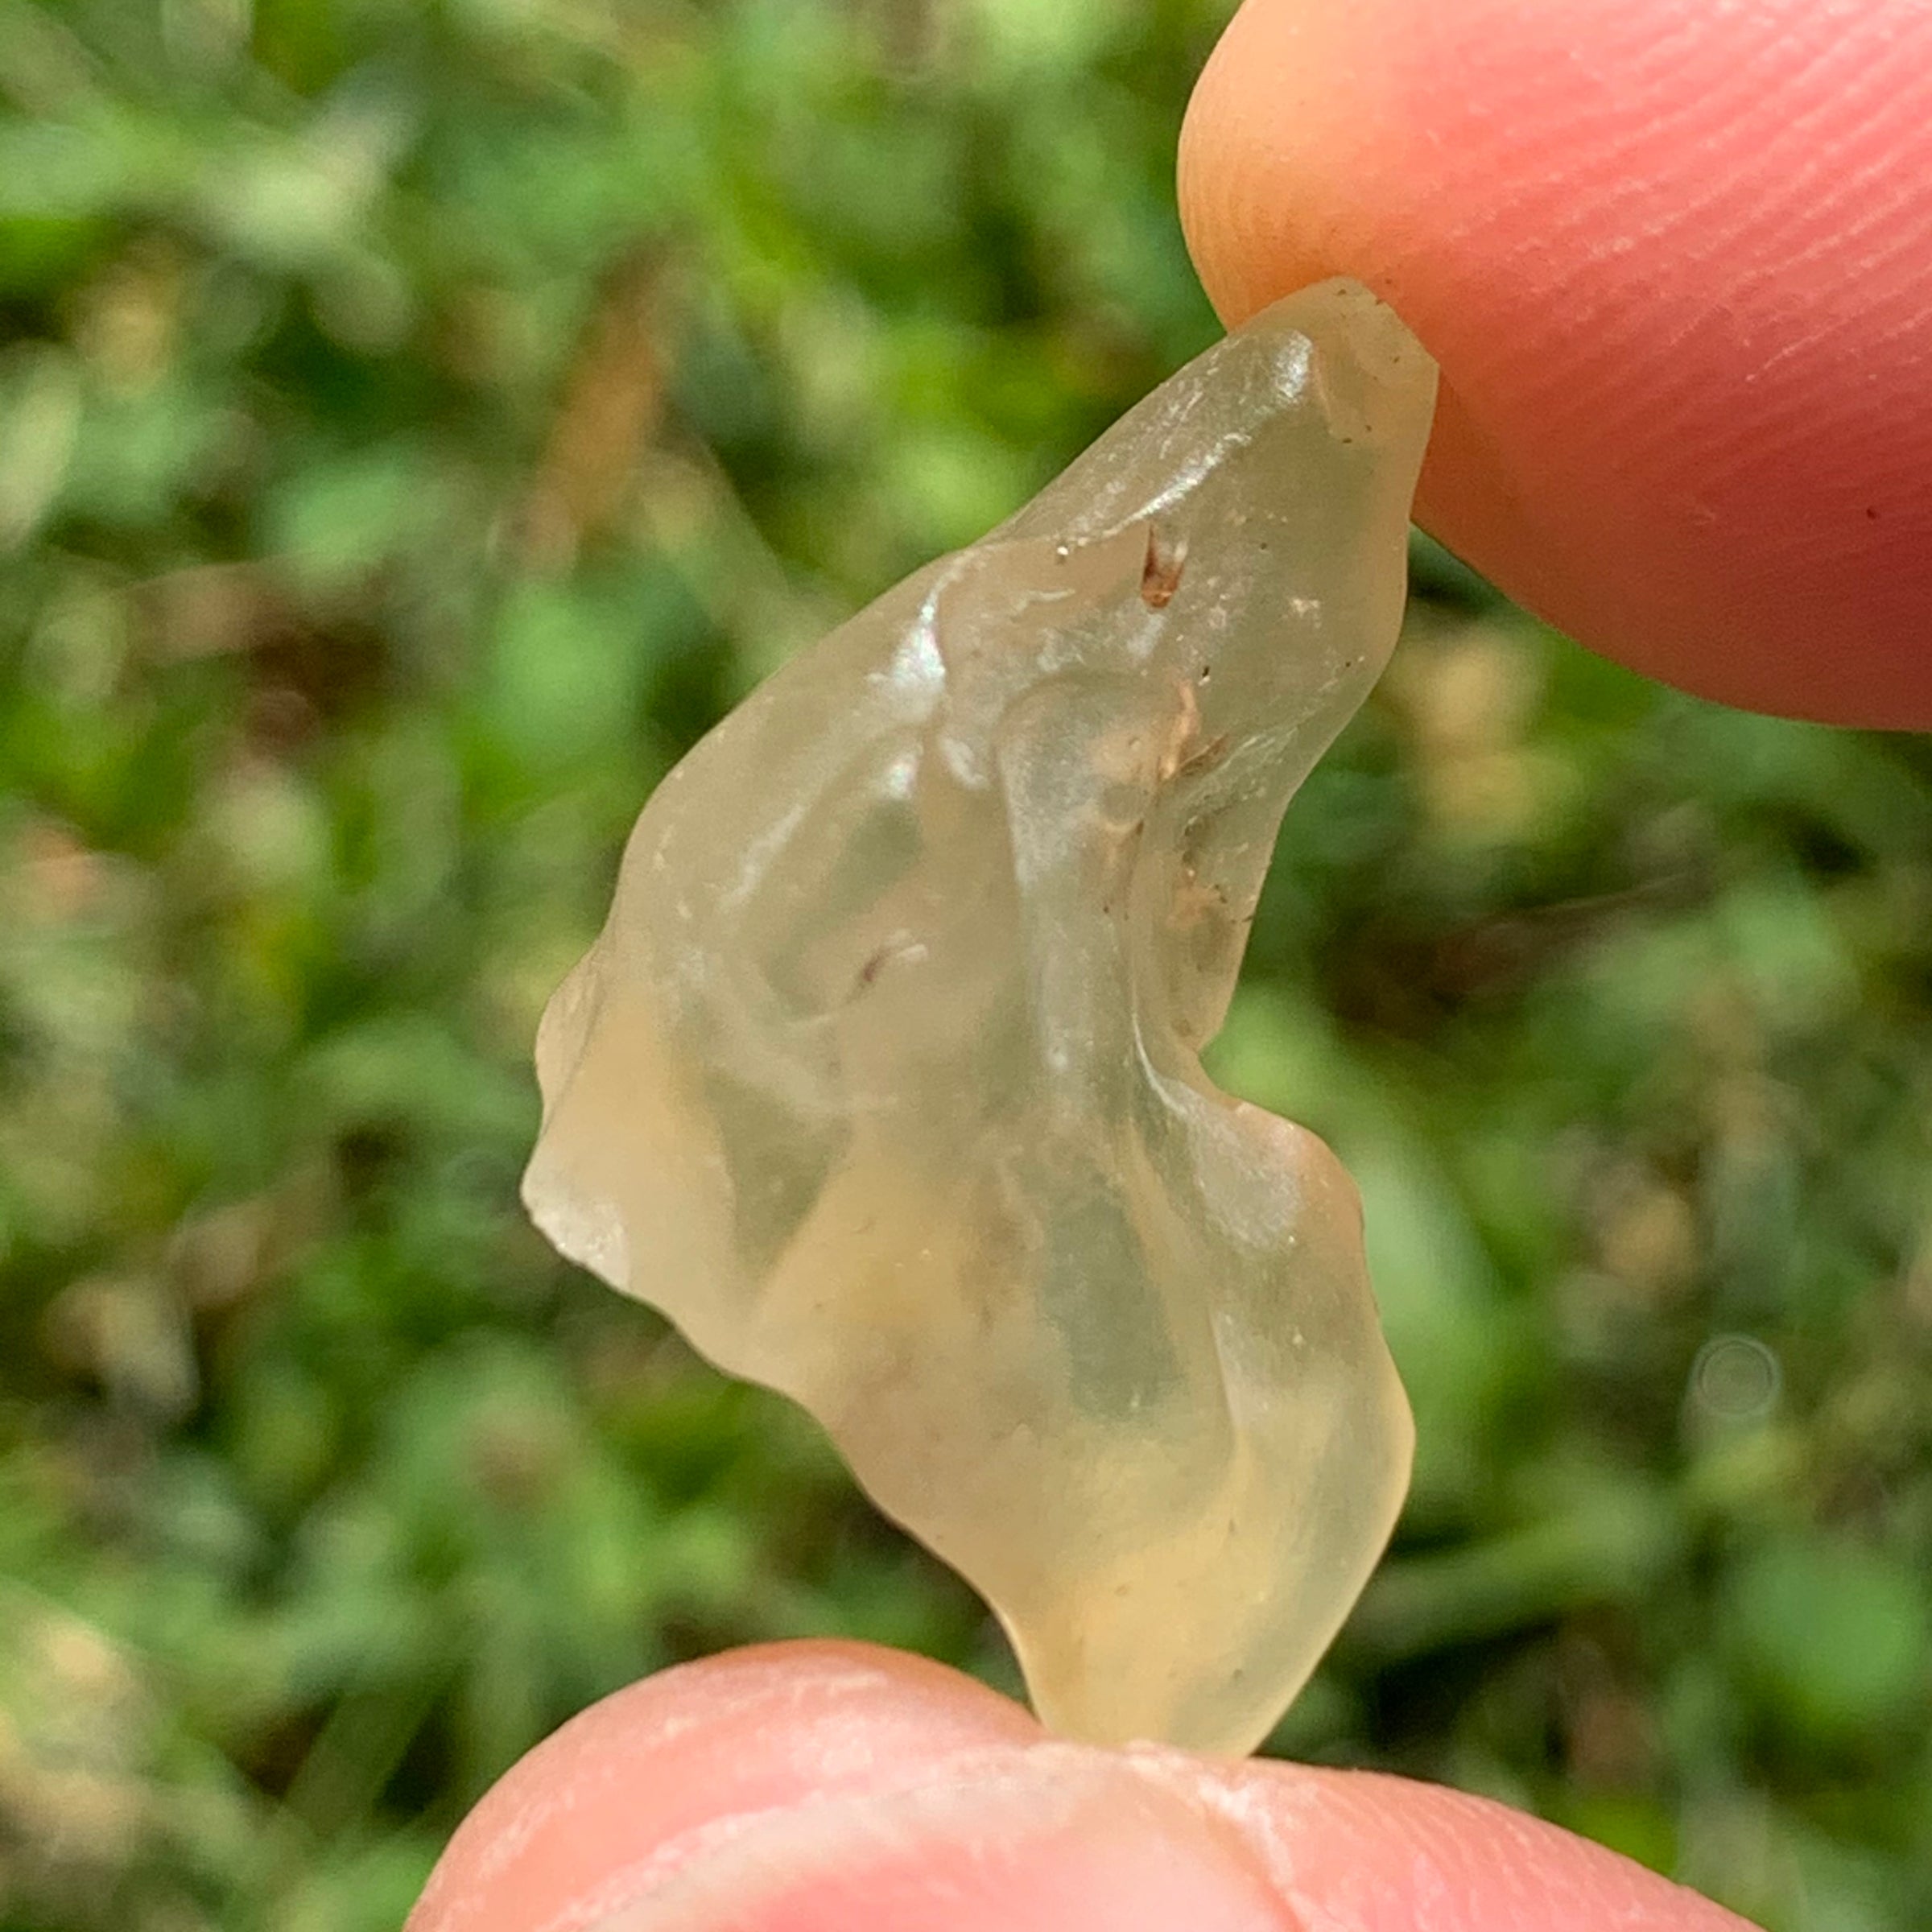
left=1179, top=0, right=1932, bottom=728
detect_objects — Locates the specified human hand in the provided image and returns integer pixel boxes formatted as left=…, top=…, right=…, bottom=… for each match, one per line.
left=407, top=1641, right=1756, bottom=1932
left=411, top=4, right=1930, bottom=1926
left=1181, top=0, right=1932, bottom=728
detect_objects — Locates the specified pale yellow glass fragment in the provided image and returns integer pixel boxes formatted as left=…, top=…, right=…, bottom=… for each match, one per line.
left=524, top=278, right=1437, bottom=1756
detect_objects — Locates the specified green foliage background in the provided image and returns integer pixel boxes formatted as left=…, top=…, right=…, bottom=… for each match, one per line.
left=2, top=2, right=1929, bottom=1926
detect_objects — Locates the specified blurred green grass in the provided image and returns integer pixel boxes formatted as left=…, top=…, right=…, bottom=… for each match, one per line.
left=2, top=3, right=1929, bottom=1927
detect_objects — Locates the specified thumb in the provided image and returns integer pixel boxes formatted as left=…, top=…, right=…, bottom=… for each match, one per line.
left=407, top=1642, right=1761, bottom=1932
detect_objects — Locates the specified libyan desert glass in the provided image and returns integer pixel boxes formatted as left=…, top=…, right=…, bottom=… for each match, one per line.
left=523, top=277, right=1437, bottom=1755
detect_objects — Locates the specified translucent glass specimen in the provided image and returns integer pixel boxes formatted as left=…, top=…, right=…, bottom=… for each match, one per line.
left=524, top=278, right=1437, bottom=1755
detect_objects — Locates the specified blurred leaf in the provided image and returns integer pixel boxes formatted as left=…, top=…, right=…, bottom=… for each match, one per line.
left=1725, top=1535, right=1932, bottom=1747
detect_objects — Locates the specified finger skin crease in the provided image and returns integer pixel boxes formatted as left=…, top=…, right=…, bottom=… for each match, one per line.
left=1158, top=1760, right=1762, bottom=1932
